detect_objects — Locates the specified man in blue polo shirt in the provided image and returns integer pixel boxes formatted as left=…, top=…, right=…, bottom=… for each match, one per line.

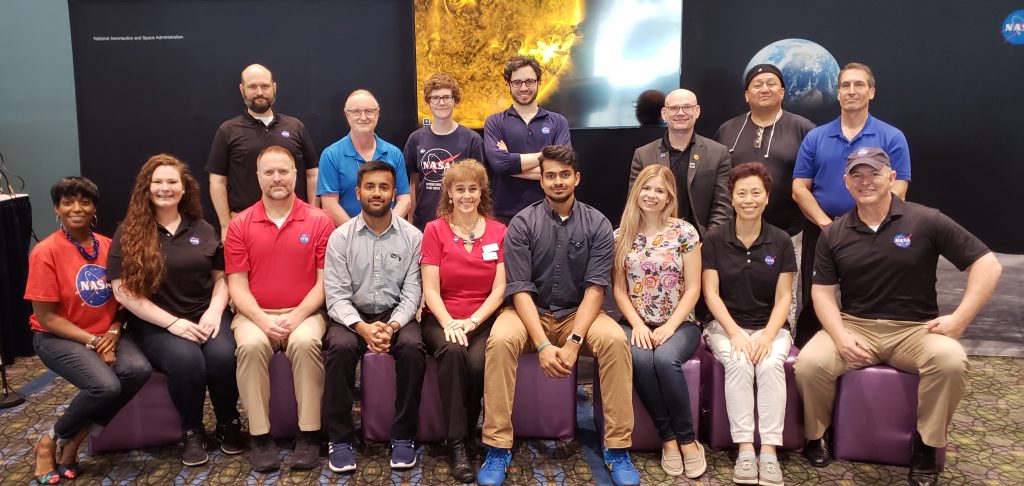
left=484, top=55, right=572, bottom=223
left=791, top=62, right=911, bottom=347
left=318, top=89, right=411, bottom=226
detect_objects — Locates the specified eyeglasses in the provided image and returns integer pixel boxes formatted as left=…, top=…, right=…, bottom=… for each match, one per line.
left=428, top=95, right=453, bottom=105
left=664, top=104, right=697, bottom=115
left=509, top=79, right=538, bottom=88
left=345, top=108, right=379, bottom=117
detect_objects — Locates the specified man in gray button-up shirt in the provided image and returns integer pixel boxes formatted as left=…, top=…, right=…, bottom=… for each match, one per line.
left=477, top=145, right=640, bottom=486
left=321, top=161, right=425, bottom=471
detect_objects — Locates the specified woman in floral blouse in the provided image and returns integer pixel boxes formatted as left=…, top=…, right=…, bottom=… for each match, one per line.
left=613, top=164, right=705, bottom=479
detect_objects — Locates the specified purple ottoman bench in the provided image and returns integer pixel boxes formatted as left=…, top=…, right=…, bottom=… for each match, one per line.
left=593, top=353, right=701, bottom=451
left=704, top=344, right=804, bottom=450
left=833, top=364, right=946, bottom=470
left=361, top=352, right=446, bottom=442
left=88, top=372, right=182, bottom=454
left=510, top=353, right=577, bottom=440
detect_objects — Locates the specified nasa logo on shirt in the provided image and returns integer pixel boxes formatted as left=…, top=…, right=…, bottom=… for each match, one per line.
left=189, top=235, right=200, bottom=246
left=280, top=130, right=291, bottom=138
left=764, top=255, right=776, bottom=266
left=541, top=126, right=551, bottom=135
left=76, top=264, right=112, bottom=307
left=299, top=233, right=311, bottom=244
left=893, top=233, right=912, bottom=248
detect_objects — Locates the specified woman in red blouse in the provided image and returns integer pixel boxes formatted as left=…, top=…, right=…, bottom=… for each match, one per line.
left=420, top=159, right=506, bottom=483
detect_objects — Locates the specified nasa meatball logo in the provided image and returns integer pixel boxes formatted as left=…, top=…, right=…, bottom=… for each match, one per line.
left=764, top=255, right=776, bottom=266
left=189, top=235, right=200, bottom=246
left=299, top=233, right=310, bottom=244
left=419, top=149, right=460, bottom=183
left=893, top=233, right=912, bottom=248
left=76, top=264, right=112, bottom=307
left=280, top=130, right=291, bottom=138
left=541, top=126, right=551, bottom=135
left=1003, top=10, right=1024, bottom=45
left=856, top=147, right=869, bottom=157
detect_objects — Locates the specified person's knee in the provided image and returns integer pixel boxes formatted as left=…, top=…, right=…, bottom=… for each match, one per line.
left=435, top=342, right=470, bottom=364
left=722, top=357, right=755, bottom=378
left=235, top=335, right=272, bottom=360
left=926, top=345, right=968, bottom=379
left=652, top=348, right=685, bottom=372
left=288, top=333, right=322, bottom=357
left=485, top=329, right=526, bottom=356
left=90, top=375, right=123, bottom=402
left=589, top=327, right=630, bottom=358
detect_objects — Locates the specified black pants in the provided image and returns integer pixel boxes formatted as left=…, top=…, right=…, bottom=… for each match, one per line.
left=130, top=310, right=240, bottom=431
left=795, top=220, right=823, bottom=348
left=323, top=310, right=426, bottom=443
left=421, top=313, right=493, bottom=442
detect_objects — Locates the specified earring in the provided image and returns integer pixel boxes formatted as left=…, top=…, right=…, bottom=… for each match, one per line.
left=91, top=214, right=98, bottom=228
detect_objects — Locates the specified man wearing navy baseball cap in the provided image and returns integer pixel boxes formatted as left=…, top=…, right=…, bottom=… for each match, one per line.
left=793, top=147, right=1002, bottom=486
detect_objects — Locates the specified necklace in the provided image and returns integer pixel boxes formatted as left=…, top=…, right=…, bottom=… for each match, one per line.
left=61, top=227, right=99, bottom=261
left=453, top=215, right=482, bottom=244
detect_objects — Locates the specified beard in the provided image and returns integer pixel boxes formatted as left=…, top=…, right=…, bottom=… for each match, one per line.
left=545, top=190, right=573, bottom=204
left=247, top=96, right=274, bottom=114
left=361, top=200, right=390, bottom=218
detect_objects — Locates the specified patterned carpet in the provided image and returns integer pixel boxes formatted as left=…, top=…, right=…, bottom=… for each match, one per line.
left=0, top=355, right=1021, bottom=485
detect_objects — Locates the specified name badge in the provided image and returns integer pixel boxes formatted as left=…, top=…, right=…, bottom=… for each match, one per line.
left=482, top=251, right=498, bottom=261
left=482, top=243, right=499, bottom=253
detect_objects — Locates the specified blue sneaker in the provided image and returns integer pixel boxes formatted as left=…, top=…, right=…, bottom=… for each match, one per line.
left=328, top=441, right=356, bottom=473
left=390, top=439, right=417, bottom=469
left=476, top=447, right=512, bottom=486
left=604, top=448, right=641, bottom=486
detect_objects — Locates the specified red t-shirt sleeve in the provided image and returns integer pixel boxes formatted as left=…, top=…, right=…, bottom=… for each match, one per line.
left=421, top=220, right=443, bottom=265
left=314, top=210, right=333, bottom=270
left=224, top=216, right=249, bottom=274
left=24, top=242, right=60, bottom=302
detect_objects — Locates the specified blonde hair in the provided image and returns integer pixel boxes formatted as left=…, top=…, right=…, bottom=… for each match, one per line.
left=614, top=165, right=679, bottom=281
left=435, top=159, right=492, bottom=222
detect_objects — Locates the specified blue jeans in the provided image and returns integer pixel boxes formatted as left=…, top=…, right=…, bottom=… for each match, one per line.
left=33, top=331, right=152, bottom=440
left=621, top=321, right=701, bottom=443
left=129, top=310, right=239, bottom=431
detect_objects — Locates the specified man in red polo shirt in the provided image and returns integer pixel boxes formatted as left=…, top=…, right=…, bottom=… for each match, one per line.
left=225, top=145, right=334, bottom=473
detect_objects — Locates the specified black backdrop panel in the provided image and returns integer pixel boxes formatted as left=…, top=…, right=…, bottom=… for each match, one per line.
left=69, top=0, right=416, bottom=232
left=71, top=1, right=1023, bottom=252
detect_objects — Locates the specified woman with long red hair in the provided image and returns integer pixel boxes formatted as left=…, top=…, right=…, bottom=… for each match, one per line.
left=109, top=154, right=242, bottom=467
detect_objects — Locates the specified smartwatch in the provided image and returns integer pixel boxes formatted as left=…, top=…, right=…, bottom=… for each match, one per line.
left=568, top=332, right=584, bottom=345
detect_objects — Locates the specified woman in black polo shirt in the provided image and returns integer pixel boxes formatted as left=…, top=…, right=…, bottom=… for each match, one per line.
left=613, top=164, right=706, bottom=479
left=702, top=162, right=796, bottom=486
left=109, top=154, right=242, bottom=466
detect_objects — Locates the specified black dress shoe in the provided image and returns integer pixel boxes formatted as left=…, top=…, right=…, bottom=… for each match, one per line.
left=447, top=439, right=474, bottom=483
left=908, top=432, right=938, bottom=486
left=802, top=437, right=832, bottom=467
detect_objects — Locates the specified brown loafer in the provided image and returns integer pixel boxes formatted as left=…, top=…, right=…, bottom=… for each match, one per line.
left=683, top=441, right=707, bottom=479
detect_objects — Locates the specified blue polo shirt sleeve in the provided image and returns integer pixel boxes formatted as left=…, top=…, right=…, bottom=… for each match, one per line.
left=551, top=113, right=572, bottom=147
left=793, top=132, right=819, bottom=179
left=583, top=215, right=614, bottom=290
left=385, top=149, right=411, bottom=195
left=317, top=144, right=342, bottom=196
left=886, top=132, right=912, bottom=181
left=483, top=114, right=523, bottom=176
left=503, top=215, right=536, bottom=298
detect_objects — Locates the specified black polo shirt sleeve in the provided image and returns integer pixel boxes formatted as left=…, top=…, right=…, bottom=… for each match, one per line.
left=503, top=214, right=537, bottom=298
left=582, top=213, right=614, bottom=291
left=107, top=224, right=126, bottom=280
left=812, top=224, right=841, bottom=286
left=934, top=211, right=989, bottom=270
left=297, top=123, right=319, bottom=171
left=205, top=123, right=230, bottom=175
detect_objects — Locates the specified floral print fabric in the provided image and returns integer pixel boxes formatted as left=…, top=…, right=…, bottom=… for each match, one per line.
left=622, top=218, right=700, bottom=325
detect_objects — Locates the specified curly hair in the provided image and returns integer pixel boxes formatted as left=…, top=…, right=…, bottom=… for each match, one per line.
left=728, top=161, right=773, bottom=195
left=503, top=55, right=542, bottom=83
left=435, top=159, right=492, bottom=222
left=118, top=154, right=202, bottom=298
left=423, top=72, right=462, bottom=104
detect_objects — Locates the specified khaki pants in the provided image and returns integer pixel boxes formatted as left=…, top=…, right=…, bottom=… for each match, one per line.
left=482, top=307, right=634, bottom=449
left=793, top=314, right=968, bottom=447
left=232, top=308, right=326, bottom=436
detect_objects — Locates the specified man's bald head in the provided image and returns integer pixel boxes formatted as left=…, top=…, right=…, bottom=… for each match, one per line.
left=239, top=64, right=276, bottom=115
left=662, top=89, right=700, bottom=133
left=344, top=89, right=381, bottom=135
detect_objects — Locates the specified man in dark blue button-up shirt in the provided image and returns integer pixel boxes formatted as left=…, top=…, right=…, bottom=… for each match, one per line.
left=476, top=145, right=640, bottom=486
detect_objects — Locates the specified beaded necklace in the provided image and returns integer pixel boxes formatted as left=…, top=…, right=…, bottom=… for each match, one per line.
left=61, top=227, right=99, bottom=261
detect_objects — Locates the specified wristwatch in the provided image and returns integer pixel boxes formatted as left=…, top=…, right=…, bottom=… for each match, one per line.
left=84, top=335, right=101, bottom=350
left=568, top=332, right=584, bottom=345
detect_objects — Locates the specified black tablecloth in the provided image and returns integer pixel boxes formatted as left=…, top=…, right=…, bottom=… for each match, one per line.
left=1, top=195, right=34, bottom=364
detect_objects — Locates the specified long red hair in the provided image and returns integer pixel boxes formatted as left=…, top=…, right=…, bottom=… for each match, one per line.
left=118, top=154, right=202, bottom=297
